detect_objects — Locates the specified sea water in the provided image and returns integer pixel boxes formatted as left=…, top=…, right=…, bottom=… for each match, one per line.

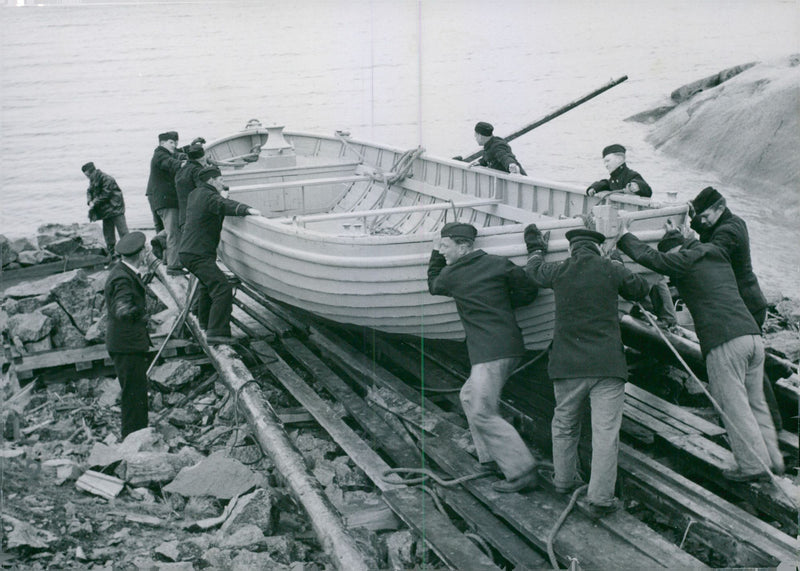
left=1, top=0, right=797, bottom=297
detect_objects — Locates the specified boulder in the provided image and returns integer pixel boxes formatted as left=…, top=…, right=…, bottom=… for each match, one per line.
left=7, top=295, right=49, bottom=315
left=163, top=450, right=264, bottom=499
left=9, top=237, right=37, bottom=254
left=765, top=330, right=800, bottom=363
left=117, top=448, right=202, bottom=486
left=2, top=269, right=83, bottom=299
left=150, top=360, right=202, bottom=393
left=219, top=488, right=279, bottom=537
left=218, top=524, right=268, bottom=550
left=17, top=250, right=45, bottom=266
left=50, top=270, right=98, bottom=334
left=0, top=235, right=18, bottom=267
left=42, top=235, right=84, bottom=257
left=7, top=312, right=53, bottom=343
left=84, top=315, right=106, bottom=345
left=40, top=302, right=87, bottom=349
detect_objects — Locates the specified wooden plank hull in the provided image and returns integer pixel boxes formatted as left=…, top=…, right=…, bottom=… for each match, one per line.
left=210, top=125, right=688, bottom=350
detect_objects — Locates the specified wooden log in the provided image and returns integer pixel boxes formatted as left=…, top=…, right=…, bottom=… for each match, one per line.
left=154, top=268, right=374, bottom=571
left=249, top=340, right=500, bottom=571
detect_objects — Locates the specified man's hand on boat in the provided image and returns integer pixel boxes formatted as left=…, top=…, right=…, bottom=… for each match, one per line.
left=524, top=223, right=549, bottom=254
left=247, top=208, right=262, bottom=217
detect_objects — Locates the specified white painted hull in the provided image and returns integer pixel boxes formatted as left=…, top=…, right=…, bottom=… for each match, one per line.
left=208, top=124, right=688, bottom=350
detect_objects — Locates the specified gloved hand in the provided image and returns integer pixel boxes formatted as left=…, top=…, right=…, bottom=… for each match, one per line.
left=524, top=224, right=549, bottom=254
left=192, top=137, right=206, bottom=146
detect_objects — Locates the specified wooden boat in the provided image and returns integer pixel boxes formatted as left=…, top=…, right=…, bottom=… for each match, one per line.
left=206, top=120, right=689, bottom=350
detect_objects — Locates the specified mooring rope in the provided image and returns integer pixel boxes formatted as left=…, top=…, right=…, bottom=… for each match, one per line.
left=380, top=467, right=494, bottom=487
left=546, top=484, right=588, bottom=570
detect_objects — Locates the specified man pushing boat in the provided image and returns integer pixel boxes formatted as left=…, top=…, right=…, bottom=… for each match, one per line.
left=428, top=222, right=539, bottom=492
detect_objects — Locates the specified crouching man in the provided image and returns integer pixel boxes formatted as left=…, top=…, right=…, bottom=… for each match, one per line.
left=428, top=222, right=539, bottom=492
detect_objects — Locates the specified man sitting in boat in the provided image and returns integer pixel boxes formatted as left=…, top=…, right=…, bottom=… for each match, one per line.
left=617, top=224, right=784, bottom=483
left=179, top=166, right=261, bottom=345
left=471, top=122, right=527, bottom=175
left=586, top=144, right=652, bottom=197
left=524, top=225, right=650, bottom=518
left=427, top=222, right=539, bottom=493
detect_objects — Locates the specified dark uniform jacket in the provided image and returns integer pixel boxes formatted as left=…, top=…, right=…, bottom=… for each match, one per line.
left=586, top=163, right=652, bottom=197
left=525, top=243, right=650, bottom=380
left=618, top=234, right=760, bottom=356
left=87, top=169, right=125, bottom=221
left=146, top=146, right=184, bottom=211
left=479, top=137, right=527, bottom=175
left=428, top=249, right=537, bottom=365
left=692, top=208, right=767, bottom=318
left=175, top=159, right=204, bottom=228
left=104, top=262, right=150, bottom=353
left=179, top=183, right=253, bottom=258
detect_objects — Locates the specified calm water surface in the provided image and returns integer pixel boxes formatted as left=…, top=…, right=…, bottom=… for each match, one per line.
left=1, top=0, right=797, bottom=296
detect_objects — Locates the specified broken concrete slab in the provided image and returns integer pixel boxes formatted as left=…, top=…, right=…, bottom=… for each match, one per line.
left=219, top=488, right=278, bottom=537
left=218, top=524, right=268, bottom=550
left=75, top=470, right=124, bottom=500
left=40, top=302, right=87, bottom=349
left=118, top=427, right=167, bottom=456
left=2, top=269, right=83, bottom=299
left=150, top=360, right=202, bottom=393
left=163, top=450, right=265, bottom=499
left=118, top=448, right=203, bottom=486
left=1, top=513, right=58, bottom=550
left=96, top=378, right=121, bottom=408
left=154, top=540, right=181, bottom=562
left=86, top=442, right=123, bottom=469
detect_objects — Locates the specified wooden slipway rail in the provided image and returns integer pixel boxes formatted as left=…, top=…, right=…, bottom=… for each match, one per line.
left=160, top=271, right=800, bottom=568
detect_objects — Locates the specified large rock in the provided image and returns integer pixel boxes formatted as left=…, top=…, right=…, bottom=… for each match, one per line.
left=2, top=269, right=83, bottom=299
left=0, top=235, right=18, bottom=267
left=7, top=312, right=53, bottom=343
left=150, top=360, right=202, bottom=392
left=765, top=330, right=800, bottom=363
left=5, top=295, right=49, bottom=315
left=644, top=56, right=800, bottom=201
left=84, top=314, right=106, bottom=345
left=40, top=302, right=87, bottom=349
left=163, top=450, right=264, bottom=499
left=37, top=223, right=107, bottom=257
left=219, top=488, right=278, bottom=537
left=9, top=237, right=37, bottom=254
left=50, top=270, right=99, bottom=334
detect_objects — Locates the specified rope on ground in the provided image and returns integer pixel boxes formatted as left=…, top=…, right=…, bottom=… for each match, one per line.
left=464, top=532, right=493, bottom=559
left=368, top=398, right=438, bottom=437
left=546, top=484, right=588, bottom=570
left=634, top=302, right=794, bottom=505
left=380, top=467, right=494, bottom=488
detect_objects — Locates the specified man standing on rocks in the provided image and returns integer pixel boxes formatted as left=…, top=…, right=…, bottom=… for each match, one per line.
left=586, top=144, right=652, bottom=198
left=687, top=186, right=780, bottom=429
left=471, top=122, right=527, bottom=175
left=104, top=231, right=151, bottom=438
left=179, top=166, right=260, bottom=345
left=524, top=225, right=650, bottom=517
left=428, top=222, right=539, bottom=493
left=146, top=131, right=186, bottom=275
left=82, top=162, right=128, bottom=260
left=618, top=225, right=784, bottom=482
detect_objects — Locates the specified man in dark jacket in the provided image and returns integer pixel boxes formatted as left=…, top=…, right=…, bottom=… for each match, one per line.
left=146, top=131, right=186, bottom=274
left=179, top=166, right=261, bottom=345
left=586, top=144, right=652, bottom=198
left=472, top=122, right=527, bottom=175
left=524, top=225, right=650, bottom=517
left=82, top=162, right=128, bottom=258
left=175, top=144, right=206, bottom=231
left=428, top=222, right=538, bottom=492
left=688, top=186, right=780, bottom=428
left=104, top=232, right=151, bottom=438
left=618, top=227, right=784, bottom=482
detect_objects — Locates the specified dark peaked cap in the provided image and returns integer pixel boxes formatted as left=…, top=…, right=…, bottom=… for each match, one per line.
left=441, top=222, right=477, bottom=240
left=565, top=228, right=605, bottom=244
left=116, top=231, right=146, bottom=256
left=690, top=186, right=723, bottom=215
left=474, top=122, right=494, bottom=136
left=198, top=166, right=222, bottom=182
left=602, top=144, right=626, bottom=157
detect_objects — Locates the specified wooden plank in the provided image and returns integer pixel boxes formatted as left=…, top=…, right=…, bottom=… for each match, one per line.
left=232, top=291, right=292, bottom=338
left=248, top=341, right=500, bottom=571
left=278, top=337, right=547, bottom=570
left=235, top=282, right=309, bottom=335
left=626, top=383, right=726, bottom=438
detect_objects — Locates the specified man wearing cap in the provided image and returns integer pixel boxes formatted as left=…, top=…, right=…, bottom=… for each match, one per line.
left=687, top=186, right=779, bottom=428
left=82, top=162, right=128, bottom=259
left=179, top=166, right=261, bottom=345
left=524, top=224, right=650, bottom=517
left=428, top=222, right=539, bottom=492
left=175, top=144, right=206, bottom=232
left=618, top=224, right=784, bottom=482
left=146, top=131, right=187, bottom=275
left=472, top=122, right=527, bottom=175
left=586, top=144, right=652, bottom=198
left=104, top=231, right=152, bottom=438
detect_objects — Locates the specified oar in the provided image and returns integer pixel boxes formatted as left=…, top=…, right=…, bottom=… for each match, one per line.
left=459, top=75, right=628, bottom=163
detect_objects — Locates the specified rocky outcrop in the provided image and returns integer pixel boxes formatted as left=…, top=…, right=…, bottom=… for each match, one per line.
left=632, top=56, right=800, bottom=204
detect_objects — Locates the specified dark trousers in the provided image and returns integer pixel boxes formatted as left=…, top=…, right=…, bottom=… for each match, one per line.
left=110, top=351, right=149, bottom=439
left=180, top=252, right=233, bottom=337
left=102, top=215, right=129, bottom=255
left=752, top=307, right=782, bottom=431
